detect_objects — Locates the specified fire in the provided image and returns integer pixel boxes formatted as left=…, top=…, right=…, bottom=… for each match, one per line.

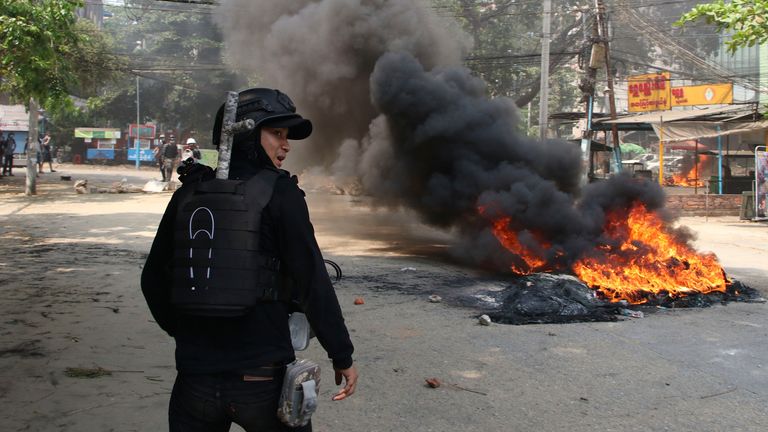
left=668, top=155, right=709, bottom=187
left=478, top=205, right=551, bottom=274
left=571, top=202, right=726, bottom=303
left=481, top=202, right=727, bottom=304
left=489, top=217, right=548, bottom=274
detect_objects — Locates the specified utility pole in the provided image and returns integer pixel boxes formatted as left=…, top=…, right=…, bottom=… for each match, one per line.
left=594, top=0, right=620, bottom=151
left=538, top=0, right=552, bottom=141
left=578, top=9, right=600, bottom=186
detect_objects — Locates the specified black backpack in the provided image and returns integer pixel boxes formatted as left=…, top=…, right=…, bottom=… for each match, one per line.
left=171, top=169, right=282, bottom=316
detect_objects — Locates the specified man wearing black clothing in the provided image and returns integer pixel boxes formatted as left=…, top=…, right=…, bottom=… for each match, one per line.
left=2, top=133, right=16, bottom=176
left=161, top=138, right=180, bottom=182
left=141, top=88, right=357, bottom=431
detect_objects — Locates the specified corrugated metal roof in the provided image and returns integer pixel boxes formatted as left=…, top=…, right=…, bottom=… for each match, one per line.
left=595, top=105, right=755, bottom=124
left=0, top=105, right=29, bottom=131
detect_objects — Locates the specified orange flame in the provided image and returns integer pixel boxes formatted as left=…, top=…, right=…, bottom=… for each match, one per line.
left=571, top=202, right=726, bottom=303
left=481, top=202, right=727, bottom=304
left=668, top=155, right=709, bottom=187
left=490, top=217, right=548, bottom=274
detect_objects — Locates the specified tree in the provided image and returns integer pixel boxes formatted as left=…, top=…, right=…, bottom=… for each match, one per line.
left=439, top=0, right=583, bottom=107
left=676, top=0, right=768, bottom=53
left=0, top=0, right=116, bottom=110
left=0, top=0, right=117, bottom=194
left=88, top=1, right=238, bottom=147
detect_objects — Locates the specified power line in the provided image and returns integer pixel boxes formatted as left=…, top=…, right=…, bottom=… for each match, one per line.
left=614, top=8, right=765, bottom=94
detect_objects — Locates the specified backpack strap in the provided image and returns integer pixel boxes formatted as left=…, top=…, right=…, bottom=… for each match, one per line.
left=244, top=169, right=281, bottom=301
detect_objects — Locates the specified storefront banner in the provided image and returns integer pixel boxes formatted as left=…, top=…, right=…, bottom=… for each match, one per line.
left=756, top=146, right=768, bottom=219
left=671, top=83, right=733, bottom=107
left=628, top=72, right=671, bottom=112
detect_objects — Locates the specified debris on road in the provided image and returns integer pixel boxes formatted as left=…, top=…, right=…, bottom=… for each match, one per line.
left=74, top=179, right=88, bottom=194
left=619, top=308, right=644, bottom=318
left=65, top=367, right=112, bottom=379
left=142, top=180, right=170, bottom=193
left=64, top=366, right=144, bottom=378
left=354, top=297, right=365, bottom=305
left=428, top=294, right=442, bottom=303
left=478, top=314, right=492, bottom=326
left=73, top=178, right=144, bottom=194
left=424, top=377, right=487, bottom=396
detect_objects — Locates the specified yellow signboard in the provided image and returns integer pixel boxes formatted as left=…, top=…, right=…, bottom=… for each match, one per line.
left=671, top=83, right=733, bottom=106
left=628, top=72, right=671, bottom=112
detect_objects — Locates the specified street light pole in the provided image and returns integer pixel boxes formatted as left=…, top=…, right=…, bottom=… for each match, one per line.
left=135, top=75, right=140, bottom=170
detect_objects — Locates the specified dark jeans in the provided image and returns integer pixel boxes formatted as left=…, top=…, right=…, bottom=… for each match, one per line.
left=169, top=371, right=312, bottom=432
left=163, top=159, right=177, bottom=182
left=2, top=155, right=12, bottom=175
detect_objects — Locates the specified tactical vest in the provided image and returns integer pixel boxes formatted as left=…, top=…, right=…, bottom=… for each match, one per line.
left=163, top=143, right=179, bottom=159
left=171, top=169, right=281, bottom=317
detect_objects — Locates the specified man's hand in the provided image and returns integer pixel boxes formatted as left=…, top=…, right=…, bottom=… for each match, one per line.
left=332, top=364, right=358, bottom=401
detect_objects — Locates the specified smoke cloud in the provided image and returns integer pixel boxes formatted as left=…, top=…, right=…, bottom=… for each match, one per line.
left=214, top=0, right=679, bottom=272
left=214, top=0, right=469, bottom=167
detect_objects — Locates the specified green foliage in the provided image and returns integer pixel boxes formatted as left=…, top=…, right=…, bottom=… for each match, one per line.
left=441, top=0, right=575, bottom=100
left=0, top=0, right=116, bottom=111
left=88, top=1, right=238, bottom=146
left=676, top=0, right=768, bottom=53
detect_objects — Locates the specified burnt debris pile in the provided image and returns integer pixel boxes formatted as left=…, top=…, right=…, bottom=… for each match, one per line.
left=488, top=274, right=619, bottom=325
left=486, top=273, right=764, bottom=325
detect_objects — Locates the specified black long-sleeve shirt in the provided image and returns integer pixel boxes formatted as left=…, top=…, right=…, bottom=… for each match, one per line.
left=141, top=164, right=354, bottom=374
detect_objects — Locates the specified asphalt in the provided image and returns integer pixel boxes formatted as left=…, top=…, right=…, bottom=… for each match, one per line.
left=0, top=164, right=766, bottom=432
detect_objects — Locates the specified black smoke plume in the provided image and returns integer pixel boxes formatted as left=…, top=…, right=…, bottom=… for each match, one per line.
left=215, top=0, right=684, bottom=272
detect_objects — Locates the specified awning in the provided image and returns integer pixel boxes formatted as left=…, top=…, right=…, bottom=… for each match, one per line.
left=665, top=140, right=708, bottom=151
left=596, top=105, right=754, bottom=125
left=74, top=128, right=121, bottom=139
left=651, top=120, right=768, bottom=143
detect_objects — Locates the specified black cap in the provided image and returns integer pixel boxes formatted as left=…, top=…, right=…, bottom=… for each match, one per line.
left=212, top=88, right=313, bottom=147
left=261, top=116, right=312, bottom=140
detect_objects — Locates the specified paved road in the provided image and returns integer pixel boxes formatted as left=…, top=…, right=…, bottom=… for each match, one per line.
left=0, top=165, right=766, bottom=431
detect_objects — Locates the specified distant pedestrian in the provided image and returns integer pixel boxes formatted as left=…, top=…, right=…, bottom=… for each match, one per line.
left=181, top=137, right=201, bottom=165
left=161, top=137, right=179, bottom=182
left=0, top=130, right=6, bottom=177
left=155, top=135, right=167, bottom=181
left=40, top=133, right=55, bottom=173
left=2, top=133, right=16, bottom=176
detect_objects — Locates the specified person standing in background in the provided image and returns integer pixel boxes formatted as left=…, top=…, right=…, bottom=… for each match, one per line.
left=0, top=130, right=6, bottom=178
left=40, top=133, right=55, bottom=173
left=161, top=136, right=180, bottom=182
left=155, top=135, right=167, bottom=181
left=2, top=133, right=16, bottom=176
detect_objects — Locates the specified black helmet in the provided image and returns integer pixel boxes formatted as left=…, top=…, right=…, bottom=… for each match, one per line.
left=212, top=88, right=312, bottom=147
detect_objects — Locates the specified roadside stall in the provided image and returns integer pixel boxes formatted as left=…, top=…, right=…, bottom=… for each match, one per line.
left=127, top=124, right=157, bottom=165
left=593, top=104, right=768, bottom=194
left=74, top=128, right=123, bottom=164
left=0, top=104, right=30, bottom=166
